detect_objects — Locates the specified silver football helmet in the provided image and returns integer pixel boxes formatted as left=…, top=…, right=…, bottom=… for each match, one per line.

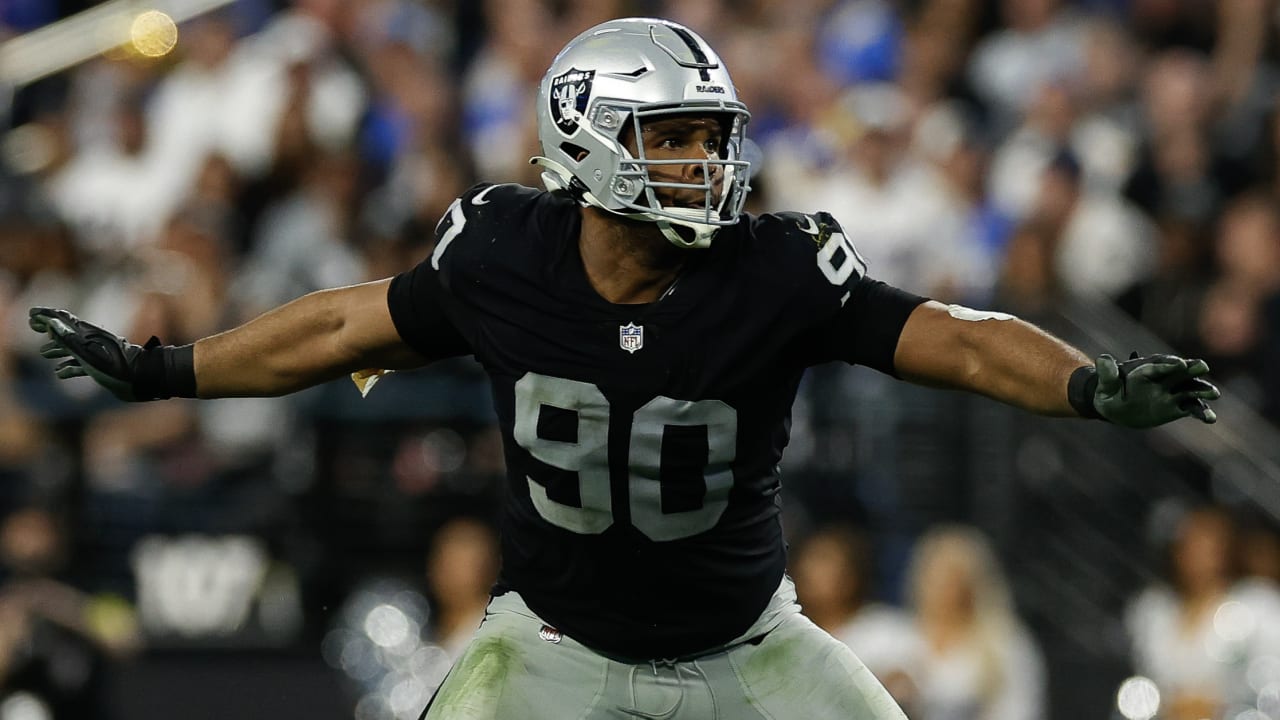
left=531, top=18, right=752, bottom=248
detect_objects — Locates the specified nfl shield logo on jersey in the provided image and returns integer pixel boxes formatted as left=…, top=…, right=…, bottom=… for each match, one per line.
left=619, top=323, right=644, bottom=353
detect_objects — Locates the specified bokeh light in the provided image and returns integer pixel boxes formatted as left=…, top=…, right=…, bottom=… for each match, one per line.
left=1249, top=656, right=1280, bottom=693
left=130, top=10, right=177, bottom=58
left=1214, top=601, right=1257, bottom=643
left=1117, top=676, right=1161, bottom=720
left=364, top=603, right=413, bottom=650
left=0, top=693, right=53, bottom=720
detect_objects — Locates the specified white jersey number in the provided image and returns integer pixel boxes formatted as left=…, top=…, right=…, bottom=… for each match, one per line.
left=799, top=214, right=864, bottom=287
left=816, top=228, right=862, bottom=286
left=430, top=198, right=466, bottom=270
left=431, top=186, right=514, bottom=269
left=512, top=372, right=738, bottom=541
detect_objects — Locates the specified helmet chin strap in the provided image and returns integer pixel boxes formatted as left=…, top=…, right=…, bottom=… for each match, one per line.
left=655, top=212, right=717, bottom=249
left=531, top=155, right=720, bottom=249
left=600, top=208, right=717, bottom=249
left=657, top=220, right=697, bottom=248
left=531, top=156, right=590, bottom=201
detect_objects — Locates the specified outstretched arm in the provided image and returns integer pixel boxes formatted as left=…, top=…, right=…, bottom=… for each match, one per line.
left=194, top=279, right=423, bottom=398
left=30, top=279, right=432, bottom=400
left=892, top=301, right=1219, bottom=426
left=893, top=301, right=1087, bottom=416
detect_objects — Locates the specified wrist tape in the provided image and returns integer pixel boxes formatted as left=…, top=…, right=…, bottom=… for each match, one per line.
left=134, top=338, right=197, bottom=400
left=1067, top=365, right=1104, bottom=420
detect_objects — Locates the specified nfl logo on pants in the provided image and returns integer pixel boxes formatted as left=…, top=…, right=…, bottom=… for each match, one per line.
left=619, top=323, right=643, bottom=353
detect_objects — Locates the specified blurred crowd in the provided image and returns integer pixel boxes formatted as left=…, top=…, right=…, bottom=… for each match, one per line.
left=1, top=0, right=1280, bottom=719
left=792, top=509, right=1280, bottom=720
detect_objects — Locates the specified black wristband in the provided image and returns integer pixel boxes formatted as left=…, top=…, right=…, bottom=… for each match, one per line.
left=133, top=340, right=197, bottom=400
left=1067, top=365, right=1103, bottom=420
left=165, top=344, right=197, bottom=398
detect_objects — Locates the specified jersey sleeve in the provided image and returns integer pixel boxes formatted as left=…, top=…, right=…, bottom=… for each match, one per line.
left=387, top=259, right=471, bottom=361
left=388, top=182, right=558, bottom=361
left=385, top=184, right=499, bottom=360
left=810, top=276, right=927, bottom=375
left=758, top=211, right=927, bottom=375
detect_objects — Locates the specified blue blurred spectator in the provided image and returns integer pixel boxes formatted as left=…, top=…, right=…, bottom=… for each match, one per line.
left=817, top=0, right=902, bottom=85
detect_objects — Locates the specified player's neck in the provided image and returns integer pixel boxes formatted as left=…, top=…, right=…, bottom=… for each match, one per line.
left=579, top=208, right=688, bottom=305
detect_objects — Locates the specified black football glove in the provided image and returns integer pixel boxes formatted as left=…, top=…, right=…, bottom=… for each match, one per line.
left=1084, top=352, right=1220, bottom=428
left=28, top=307, right=194, bottom=402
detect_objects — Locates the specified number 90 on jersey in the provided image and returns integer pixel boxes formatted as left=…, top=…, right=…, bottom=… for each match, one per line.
left=512, top=372, right=738, bottom=542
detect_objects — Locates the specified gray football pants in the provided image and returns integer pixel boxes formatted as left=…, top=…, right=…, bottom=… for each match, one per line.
left=420, top=578, right=907, bottom=719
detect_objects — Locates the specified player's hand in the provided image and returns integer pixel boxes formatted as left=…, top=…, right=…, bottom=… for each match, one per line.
left=1092, top=353, right=1220, bottom=428
left=28, top=307, right=154, bottom=401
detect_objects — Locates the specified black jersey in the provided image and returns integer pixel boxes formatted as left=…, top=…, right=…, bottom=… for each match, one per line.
left=388, top=183, right=925, bottom=660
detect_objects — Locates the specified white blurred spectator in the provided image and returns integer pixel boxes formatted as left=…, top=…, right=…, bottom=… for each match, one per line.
left=1031, top=150, right=1157, bottom=299
left=913, top=102, right=1012, bottom=303
left=791, top=525, right=919, bottom=705
left=1070, top=18, right=1142, bottom=194
left=45, top=93, right=175, bottom=253
left=234, top=151, right=366, bottom=314
left=143, top=15, right=241, bottom=219
left=1126, top=505, right=1280, bottom=720
left=986, top=83, right=1076, bottom=221
left=775, top=84, right=983, bottom=298
left=905, top=525, right=1047, bottom=720
left=967, top=0, right=1086, bottom=131
left=216, top=8, right=366, bottom=178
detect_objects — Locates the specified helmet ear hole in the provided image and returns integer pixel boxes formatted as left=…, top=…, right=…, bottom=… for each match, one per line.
left=561, top=143, right=591, bottom=163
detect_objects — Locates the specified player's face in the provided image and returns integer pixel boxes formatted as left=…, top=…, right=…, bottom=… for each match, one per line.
left=627, top=115, right=726, bottom=208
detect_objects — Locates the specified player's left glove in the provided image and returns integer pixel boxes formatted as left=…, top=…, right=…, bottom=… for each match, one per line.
left=1069, top=353, right=1220, bottom=428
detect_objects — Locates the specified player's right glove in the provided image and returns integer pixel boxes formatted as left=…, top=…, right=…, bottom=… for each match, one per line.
left=1068, top=353, right=1220, bottom=428
left=28, top=307, right=196, bottom=402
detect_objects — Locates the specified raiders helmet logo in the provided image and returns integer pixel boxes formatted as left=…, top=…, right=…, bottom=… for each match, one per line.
left=550, top=68, right=595, bottom=135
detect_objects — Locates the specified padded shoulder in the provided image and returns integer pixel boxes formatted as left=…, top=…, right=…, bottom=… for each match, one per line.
left=429, top=183, right=564, bottom=273
left=744, top=210, right=868, bottom=289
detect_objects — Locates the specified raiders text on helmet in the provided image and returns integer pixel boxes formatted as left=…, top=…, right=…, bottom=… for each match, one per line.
left=531, top=18, right=752, bottom=248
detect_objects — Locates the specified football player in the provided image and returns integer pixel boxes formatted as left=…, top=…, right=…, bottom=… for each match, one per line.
left=30, top=18, right=1218, bottom=720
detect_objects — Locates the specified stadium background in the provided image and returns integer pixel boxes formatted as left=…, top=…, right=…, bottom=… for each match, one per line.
left=0, top=0, right=1279, bottom=719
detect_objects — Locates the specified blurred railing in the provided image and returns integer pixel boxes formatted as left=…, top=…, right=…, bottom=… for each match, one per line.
left=1058, top=297, right=1280, bottom=520
left=0, top=0, right=235, bottom=89
left=786, top=297, right=1280, bottom=720
left=977, top=299, right=1279, bottom=720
